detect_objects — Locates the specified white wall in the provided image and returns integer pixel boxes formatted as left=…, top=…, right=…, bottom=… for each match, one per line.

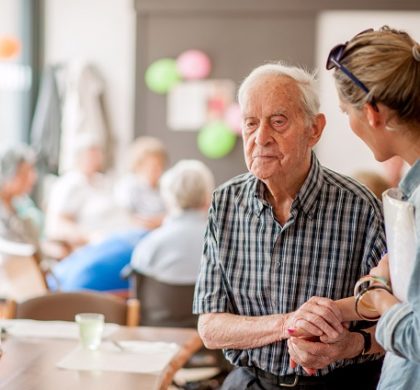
left=316, top=11, right=420, bottom=177
left=0, top=0, right=22, bottom=144
left=43, top=0, right=136, bottom=172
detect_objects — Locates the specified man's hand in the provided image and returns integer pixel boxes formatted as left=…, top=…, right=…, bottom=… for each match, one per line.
left=287, top=328, right=364, bottom=373
left=283, top=297, right=344, bottom=340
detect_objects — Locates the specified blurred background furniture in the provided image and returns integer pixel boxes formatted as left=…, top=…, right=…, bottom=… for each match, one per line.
left=0, top=253, right=48, bottom=303
left=132, top=273, right=197, bottom=328
left=5, top=291, right=140, bottom=326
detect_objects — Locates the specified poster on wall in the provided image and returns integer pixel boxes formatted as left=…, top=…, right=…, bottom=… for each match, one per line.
left=167, top=79, right=235, bottom=131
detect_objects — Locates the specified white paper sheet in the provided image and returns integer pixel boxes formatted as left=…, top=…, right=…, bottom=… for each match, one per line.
left=382, top=188, right=417, bottom=301
left=56, top=341, right=180, bottom=374
left=0, top=319, right=119, bottom=339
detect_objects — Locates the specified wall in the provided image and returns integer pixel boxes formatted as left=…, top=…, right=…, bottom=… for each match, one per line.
left=134, top=0, right=420, bottom=185
left=0, top=0, right=22, bottom=144
left=316, top=11, right=420, bottom=177
left=43, top=0, right=136, bottom=172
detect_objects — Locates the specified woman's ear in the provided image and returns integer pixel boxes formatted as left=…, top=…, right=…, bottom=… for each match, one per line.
left=364, top=103, right=382, bottom=129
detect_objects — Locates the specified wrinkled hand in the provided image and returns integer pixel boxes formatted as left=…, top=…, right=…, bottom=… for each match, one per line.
left=284, top=297, right=344, bottom=340
left=369, top=254, right=390, bottom=281
left=287, top=328, right=361, bottom=375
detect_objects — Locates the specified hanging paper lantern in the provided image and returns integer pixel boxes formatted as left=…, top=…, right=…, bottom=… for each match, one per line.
left=0, top=36, right=21, bottom=59
left=224, top=103, right=242, bottom=135
left=145, top=58, right=181, bottom=94
left=197, top=121, right=237, bottom=159
left=176, top=50, right=211, bottom=80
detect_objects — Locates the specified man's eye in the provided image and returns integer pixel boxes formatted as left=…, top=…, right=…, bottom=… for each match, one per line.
left=271, top=116, right=287, bottom=127
left=245, top=121, right=257, bottom=130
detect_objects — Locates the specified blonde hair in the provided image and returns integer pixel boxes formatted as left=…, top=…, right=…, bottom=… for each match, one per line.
left=238, top=62, right=320, bottom=127
left=333, top=26, right=420, bottom=126
left=160, top=160, right=214, bottom=211
left=129, top=136, right=167, bottom=171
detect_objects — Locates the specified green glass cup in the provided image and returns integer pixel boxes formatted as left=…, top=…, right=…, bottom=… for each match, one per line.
left=75, top=313, right=105, bottom=351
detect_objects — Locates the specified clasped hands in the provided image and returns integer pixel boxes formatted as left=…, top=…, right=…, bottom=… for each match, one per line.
left=284, top=297, right=350, bottom=376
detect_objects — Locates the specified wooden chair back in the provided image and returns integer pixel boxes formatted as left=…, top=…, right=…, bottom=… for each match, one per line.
left=7, top=291, right=139, bottom=326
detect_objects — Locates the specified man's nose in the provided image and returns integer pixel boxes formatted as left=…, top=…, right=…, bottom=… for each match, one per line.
left=255, top=122, right=272, bottom=145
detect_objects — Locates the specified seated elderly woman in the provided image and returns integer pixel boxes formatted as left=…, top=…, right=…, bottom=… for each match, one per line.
left=114, top=136, right=167, bottom=230
left=0, top=144, right=40, bottom=257
left=130, top=159, right=214, bottom=284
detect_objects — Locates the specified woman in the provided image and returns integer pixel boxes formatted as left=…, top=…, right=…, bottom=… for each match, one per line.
left=114, top=136, right=167, bottom=230
left=0, top=144, right=39, bottom=255
left=130, top=159, right=214, bottom=284
left=326, top=26, right=420, bottom=390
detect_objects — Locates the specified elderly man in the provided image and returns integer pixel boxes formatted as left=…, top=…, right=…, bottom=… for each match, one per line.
left=193, top=63, right=386, bottom=389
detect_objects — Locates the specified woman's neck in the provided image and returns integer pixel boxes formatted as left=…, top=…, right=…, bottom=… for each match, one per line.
left=396, top=125, right=420, bottom=165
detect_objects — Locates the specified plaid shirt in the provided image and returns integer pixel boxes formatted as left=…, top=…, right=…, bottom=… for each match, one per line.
left=193, top=155, right=386, bottom=376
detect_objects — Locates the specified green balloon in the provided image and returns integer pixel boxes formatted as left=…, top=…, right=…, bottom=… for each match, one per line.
left=197, top=121, right=237, bottom=159
left=145, top=58, right=181, bottom=94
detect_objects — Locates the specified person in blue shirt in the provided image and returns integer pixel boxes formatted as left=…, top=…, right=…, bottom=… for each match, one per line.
left=289, top=26, right=420, bottom=390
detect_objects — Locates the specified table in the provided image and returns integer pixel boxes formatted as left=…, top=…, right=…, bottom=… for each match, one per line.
left=0, top=326, right=203, bottom=390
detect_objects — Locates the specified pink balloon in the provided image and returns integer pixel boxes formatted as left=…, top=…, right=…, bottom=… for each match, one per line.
left=224, top=103, right=242, bottom=134
left=176, top=50, right=211, bottom=80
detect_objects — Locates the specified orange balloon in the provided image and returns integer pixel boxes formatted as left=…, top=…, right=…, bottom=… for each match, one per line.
left=0, top=36, right=21, bottom=59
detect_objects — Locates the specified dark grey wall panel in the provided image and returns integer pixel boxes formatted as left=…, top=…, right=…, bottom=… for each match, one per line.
left=133, top=0, right=420, bottom=185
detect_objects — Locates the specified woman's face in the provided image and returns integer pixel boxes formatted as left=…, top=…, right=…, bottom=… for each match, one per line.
left=7, top=162, right=37, bottom=196
left=339, top=99, right=392, bottom=162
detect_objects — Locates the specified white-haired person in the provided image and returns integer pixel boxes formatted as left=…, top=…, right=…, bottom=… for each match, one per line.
left=192, top=62, right=387, bottom=389
left=0, top=144, right=39, bottom=255
left=130, top=159, right=214, bottom=285
left=115, top=136, right=167, bottom=230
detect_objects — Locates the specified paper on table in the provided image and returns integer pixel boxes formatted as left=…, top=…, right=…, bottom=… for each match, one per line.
left=57, top=341, right=180, bottom=374
left=0, top=319, right=119, bottom=339
left=382, top=188, right=417, bottom=302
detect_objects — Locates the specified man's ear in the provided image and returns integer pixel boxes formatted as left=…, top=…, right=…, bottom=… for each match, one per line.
left=364, top=103, right=382, bottom=128
left=308, top=113, right=326, bottom=147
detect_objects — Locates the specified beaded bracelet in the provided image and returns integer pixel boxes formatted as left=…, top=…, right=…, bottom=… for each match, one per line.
left=354, top=284, right=393, bottom=321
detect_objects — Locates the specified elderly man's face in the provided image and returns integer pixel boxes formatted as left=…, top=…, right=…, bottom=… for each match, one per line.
left=241, top=75, right=317, bottom=182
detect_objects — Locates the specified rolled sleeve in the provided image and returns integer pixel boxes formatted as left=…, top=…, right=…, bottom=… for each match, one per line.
left=193, top=197, right=228, bottom=315
left=376, top=302, right=413, bottom=357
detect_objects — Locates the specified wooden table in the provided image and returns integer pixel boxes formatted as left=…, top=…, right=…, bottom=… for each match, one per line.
left=0, top=326, right=203, bottom=390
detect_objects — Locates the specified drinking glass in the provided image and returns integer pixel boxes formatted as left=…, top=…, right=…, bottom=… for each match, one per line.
left=75, top=313, right=104, bottom=351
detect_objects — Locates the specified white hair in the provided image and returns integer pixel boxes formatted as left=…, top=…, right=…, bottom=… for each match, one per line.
left=160, top=160, right=214, bottom=212
left=0, top=144, right=35, bottom=187
left=237, top=62, right=320, bottom=126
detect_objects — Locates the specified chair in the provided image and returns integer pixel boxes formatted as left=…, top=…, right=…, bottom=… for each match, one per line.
left=131, top=272, right=197, bottom=328
left=7, top=291, right=140, bottom=326
left=0, top=253, right=48, bottom=302
left=129, top=272, right=228, bottom=370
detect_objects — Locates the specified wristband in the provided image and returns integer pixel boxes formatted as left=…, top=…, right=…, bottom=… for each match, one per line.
left=352, top=329, right=371, bottom=355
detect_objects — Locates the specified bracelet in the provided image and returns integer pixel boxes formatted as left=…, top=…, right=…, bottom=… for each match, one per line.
left=354, top=275, right=391, bottom=297
left=354, top=284, right=393, bottom=321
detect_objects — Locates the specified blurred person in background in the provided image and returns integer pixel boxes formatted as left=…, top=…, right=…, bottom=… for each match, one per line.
left=45, top=133, right=131, bottom=249
left=114, top=136, right=167, bottom=230
left=352, top=171, right=390, bottom=200
left=0, top=144, right=39, bottom=255
left=130, top=159, right=214, bottom=284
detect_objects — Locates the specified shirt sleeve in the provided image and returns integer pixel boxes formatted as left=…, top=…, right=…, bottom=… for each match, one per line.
left=360, top=205, right=387, bottom=275
left=193, top=193, right=228, bottom=314
left=47, top=174, right=84, bottom=216
left=375, top=245, right=420, bottom=363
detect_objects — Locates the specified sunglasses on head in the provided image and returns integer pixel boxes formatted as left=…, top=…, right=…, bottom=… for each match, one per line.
left=326, top=29, right=378, bottom=111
